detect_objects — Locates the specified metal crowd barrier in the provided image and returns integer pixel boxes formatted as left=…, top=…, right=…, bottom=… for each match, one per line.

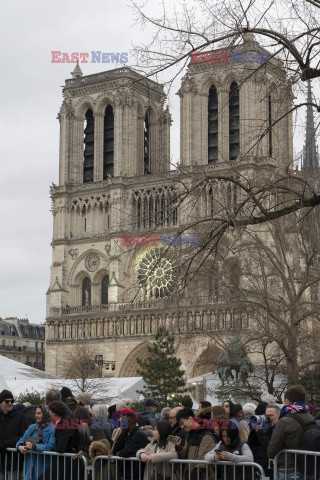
left=91, top=455, right=267, bottom=480
left=12, top=447, right=320, bottom=480
left=4, top=447, right=89, bottom=480
left=271, top=449, right=320, bottom=480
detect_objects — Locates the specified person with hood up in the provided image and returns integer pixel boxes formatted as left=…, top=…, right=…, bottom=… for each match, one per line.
left=16, top=404, right=55, bottom=480
left=136, top=421, right=177, bottom=480
left=205, top=419, right=254, bottom=480
left=136, top=399, right=158, bottom=428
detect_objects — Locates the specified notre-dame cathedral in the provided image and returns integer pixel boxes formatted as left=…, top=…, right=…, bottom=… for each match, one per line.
left=45, top=33, right=294, bottom=378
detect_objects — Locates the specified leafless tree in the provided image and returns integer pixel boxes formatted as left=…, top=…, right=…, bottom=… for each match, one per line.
left=58, top=341, right=111, bottom=398
left=219, top=216, right=320, bottom=386
left=129, top=0, right=320, bottom=239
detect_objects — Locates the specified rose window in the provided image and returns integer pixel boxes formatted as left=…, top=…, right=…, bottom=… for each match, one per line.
left=138, top=248, right=178, bottom=298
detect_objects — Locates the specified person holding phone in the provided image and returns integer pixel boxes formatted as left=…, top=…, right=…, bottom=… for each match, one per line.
left=136, top=421, right=177, bottom=480
left=204, top=419, right=253, bottom=480
left=16, top=404, right=55, bottom=480
left=171, top=408, right=216, bottom=480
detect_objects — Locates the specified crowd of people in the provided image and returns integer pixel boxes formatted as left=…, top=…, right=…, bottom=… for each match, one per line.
left=0, top=384, right=319, bottom=479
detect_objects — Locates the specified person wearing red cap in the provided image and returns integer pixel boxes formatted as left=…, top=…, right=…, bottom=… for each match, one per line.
left=120, top=408, right=139, bottom=421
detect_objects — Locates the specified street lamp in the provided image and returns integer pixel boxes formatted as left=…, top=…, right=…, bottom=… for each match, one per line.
left=92, top=354, right=116, bottom=377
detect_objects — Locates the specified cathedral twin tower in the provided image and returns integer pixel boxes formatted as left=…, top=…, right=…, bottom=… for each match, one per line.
left=46, top=34, right=292, bottom=378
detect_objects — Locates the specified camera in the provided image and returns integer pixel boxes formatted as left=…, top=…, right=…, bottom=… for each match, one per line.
left=250, top=413, right=269, bottom=424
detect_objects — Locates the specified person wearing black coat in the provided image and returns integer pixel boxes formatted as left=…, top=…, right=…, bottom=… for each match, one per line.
left=115, top=412, right=149, bottom=480
left=45, top=401, right=82, bottom=480
left=0, top=389, right=28, bottom=480
left=247, top=418, right=274, bottom=477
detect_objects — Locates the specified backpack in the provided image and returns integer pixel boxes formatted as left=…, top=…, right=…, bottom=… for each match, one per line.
left=291, top=413, right=320, bottom=475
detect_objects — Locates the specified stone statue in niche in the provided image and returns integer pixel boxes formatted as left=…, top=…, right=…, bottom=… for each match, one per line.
left=84, top=289, right=90, bottom=306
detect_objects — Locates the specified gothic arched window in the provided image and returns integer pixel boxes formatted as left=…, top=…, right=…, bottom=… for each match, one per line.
left=82, top=277, right=91, bottom=306
left=101, top=275, right=109, bottom=305
left=83, top=109, right=94, bottom=183
left=229, top=82, right=240, bottom=160
left=208, top=85, right=218, bottom=163
left=144, top=111, right=151, bottom=174
left=103, top=105, right=114, bottom=179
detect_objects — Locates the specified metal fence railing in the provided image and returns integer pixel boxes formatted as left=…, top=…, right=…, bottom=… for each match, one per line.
left=4, top=447, right=89, bottom=480
left=91, top=455, right=267, bottom=480
left=5, top=447, right=320, bottom=480
left=271, top=449, right=320, bottom=480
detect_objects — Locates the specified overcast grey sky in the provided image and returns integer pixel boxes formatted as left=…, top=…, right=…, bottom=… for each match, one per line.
left=0, top=0, right=316, bottom=324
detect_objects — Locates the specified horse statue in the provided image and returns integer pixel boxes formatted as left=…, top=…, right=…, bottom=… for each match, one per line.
left=216, top=336, right=253, bottom=385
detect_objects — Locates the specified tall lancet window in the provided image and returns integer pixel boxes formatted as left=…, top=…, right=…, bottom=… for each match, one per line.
left=101, top=275, right=109, bottom=305
left=103, top=105, right=114, bottom=179
left=208, top=85, right=218, bottom=163
left=229, top=82, right=240, bottom=160
left=268, top=95, right=272, bottom=157
left=82, top=277, right=91, bottom=306
left=144, top=111, right=151, bottom=174
left=83, top=109, right=94, bottom=183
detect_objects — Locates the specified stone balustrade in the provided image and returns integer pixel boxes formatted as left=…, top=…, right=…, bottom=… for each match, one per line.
left=46, top=302, right=251, bottom=342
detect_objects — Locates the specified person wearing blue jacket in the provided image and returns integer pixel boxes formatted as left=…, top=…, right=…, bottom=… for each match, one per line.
left=16, top=405, right=55, bottom=480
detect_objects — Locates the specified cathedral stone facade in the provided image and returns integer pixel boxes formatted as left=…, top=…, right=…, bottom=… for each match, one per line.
left=45, top=34, right=293, bottom=378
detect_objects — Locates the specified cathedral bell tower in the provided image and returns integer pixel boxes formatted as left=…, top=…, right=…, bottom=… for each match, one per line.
left=178, top=33, right=293, bottom=170
left=46, top=66, right=171, bottom=318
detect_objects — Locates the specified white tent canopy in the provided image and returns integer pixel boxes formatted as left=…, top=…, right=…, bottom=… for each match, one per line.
left=0, top=356, right=145, bottom=403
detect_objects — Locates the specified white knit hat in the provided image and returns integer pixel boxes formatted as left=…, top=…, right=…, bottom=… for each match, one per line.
left=116, top=398, right=132, bottom=411
left=242, top=402, right=256, bottom=417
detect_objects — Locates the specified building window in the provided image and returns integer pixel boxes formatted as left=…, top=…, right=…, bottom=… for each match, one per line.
left=83, top=109, right=94, bottom=183
left=103, top=105, right=114, bottom=179
left=268, top=94, right=272, bottom=157
left=144, top=111, right=151, bottom=174
left=101, top=275, right=109, bottom=305
left=208, top=85, right=218, bottom=163
left=35, top=342, right=38, bottom=351
left=229, top=82, right=240, bottom=160
left=82, top=277, right=91, bottom=306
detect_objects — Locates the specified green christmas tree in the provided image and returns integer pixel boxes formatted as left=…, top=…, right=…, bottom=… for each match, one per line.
left=137, top=327, right=188, bottom=409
